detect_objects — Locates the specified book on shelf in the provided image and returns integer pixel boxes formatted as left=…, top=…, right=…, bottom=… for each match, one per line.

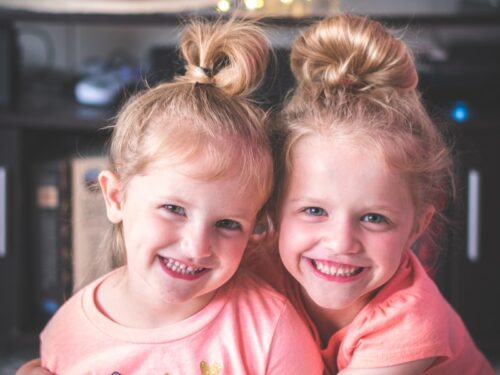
left=71, top=155, right=110, bottom=293
left=32, top=158, right=72, bottom=327
left=32, top=154, right=111, bottom=325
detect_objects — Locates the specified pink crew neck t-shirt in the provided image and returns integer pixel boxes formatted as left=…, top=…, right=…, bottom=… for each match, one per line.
left=253, top=250, right=495, bottom=375
left=41, top=269, right=323, bottom=375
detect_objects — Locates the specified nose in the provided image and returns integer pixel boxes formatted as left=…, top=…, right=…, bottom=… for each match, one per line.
left=180, top=223, right=213, bottom=259
left=321, top=218, right=361, bottom=255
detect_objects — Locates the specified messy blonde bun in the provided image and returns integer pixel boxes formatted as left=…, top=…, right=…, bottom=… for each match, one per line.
left=274, top=14, right=454, bottom=258
left=105, top=17, right=273, bottom=268
left=291, top=14, right=417, bottom=95
left=180, top=18, right=269, bottom=96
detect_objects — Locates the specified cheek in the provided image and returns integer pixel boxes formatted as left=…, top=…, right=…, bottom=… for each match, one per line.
left=123, top=215, right=172, bottom=253
left=371, top=233, right=409, bottom=268
left=279, top=217, right=311, bottom=248
left=220, top=238, right=249, bottom=267
left=278, top=218, right=306, bottom=262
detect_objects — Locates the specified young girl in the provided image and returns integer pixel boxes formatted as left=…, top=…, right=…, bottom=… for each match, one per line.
left=265, top=14, right=495, bottom=374
left=23, top=18, right=323, bottom=375
left=18, top=14, right=497, bottom=375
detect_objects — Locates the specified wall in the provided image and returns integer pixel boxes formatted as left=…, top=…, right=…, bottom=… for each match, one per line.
left=14, top=0, right=493, bottom=75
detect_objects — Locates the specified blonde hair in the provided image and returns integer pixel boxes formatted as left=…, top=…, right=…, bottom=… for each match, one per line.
left=105, top=18, right=273, bottom=267
left=274, top=14, right=454, bottom=239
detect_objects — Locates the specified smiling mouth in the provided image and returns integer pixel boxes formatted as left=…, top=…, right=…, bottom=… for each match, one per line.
left=160, top=256, right=207, bottom=276
left=311, top=259, right=364, bottom=277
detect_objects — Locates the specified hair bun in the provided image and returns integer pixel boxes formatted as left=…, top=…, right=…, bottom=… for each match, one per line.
left=180, top=18, right=269, bottom=96
left=291, top=14, right=418, bottom=92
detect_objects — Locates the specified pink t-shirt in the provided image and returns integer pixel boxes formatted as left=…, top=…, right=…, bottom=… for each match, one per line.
left=252, top=250, right=495, bottom=375
left=40, top=269, right=323, bottom=375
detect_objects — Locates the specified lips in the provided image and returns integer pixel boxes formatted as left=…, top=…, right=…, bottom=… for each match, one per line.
left=158, top=255, right=209, bottom=280
left=309, top=258, right=364, bottom=279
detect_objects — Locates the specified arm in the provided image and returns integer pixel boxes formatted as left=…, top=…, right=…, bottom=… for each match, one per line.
left=338, top=357, right=436, bottom=375
left=15, top=358, right=53, bottom=375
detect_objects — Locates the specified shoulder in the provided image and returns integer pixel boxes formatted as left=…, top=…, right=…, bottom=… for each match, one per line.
left=40, top=272, right=111, bottom=350
left=363, top=251, right=453, bottom=327
left=231, top=273, right=324, bottom=374
left=339, top=252, right=455, bottom=368
left=226, top=270, right=312, bottom=335
left=41, top=285, right=87, bottom=338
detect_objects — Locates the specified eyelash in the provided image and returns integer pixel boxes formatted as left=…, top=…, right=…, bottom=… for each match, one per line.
left=164, top=204, right=186, bottom=216
left=163, top=205, right=242, bottom=231
left=216, top=219, right=242, bottom=231
left=361, top=213, right=388, bottom=224
left=302, top=207, right=327, bottom=216
left=301, top=207, right=389, bottom=226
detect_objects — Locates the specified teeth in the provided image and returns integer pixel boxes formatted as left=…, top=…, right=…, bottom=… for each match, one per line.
left=313, top=260, right=362, bottom=277
left=162, top=257, right=205, bottom=275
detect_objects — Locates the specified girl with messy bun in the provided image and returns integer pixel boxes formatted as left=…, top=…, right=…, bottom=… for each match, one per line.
left=264, top=14, right=495, bottom=374
left=30, top=18, right=323, bottom=375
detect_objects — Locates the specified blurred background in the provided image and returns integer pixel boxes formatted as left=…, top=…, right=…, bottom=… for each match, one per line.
left=0, top=0, right=499, bottom=373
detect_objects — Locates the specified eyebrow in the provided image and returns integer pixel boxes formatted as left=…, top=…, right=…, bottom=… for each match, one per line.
left=287, top=196, right=327, bottom=205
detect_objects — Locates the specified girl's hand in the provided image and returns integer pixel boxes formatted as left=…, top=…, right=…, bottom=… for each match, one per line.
left=15, top=358, right=52, bottom=375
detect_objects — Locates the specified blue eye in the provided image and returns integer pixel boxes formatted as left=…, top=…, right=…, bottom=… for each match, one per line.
left=164, top=204, right=186, bottom=216
left=216, top=219, right=241, bottom=231
left=304, top=207, right=327, bottom=216
left=362, top=213, right=386, bottom=224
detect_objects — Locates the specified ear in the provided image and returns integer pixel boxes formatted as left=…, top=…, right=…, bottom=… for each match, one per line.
left=410, top=204, right=436, bottom=244
left=248, top=216, right=274, bottom=245
left=99, top=170, right=124, bottom=224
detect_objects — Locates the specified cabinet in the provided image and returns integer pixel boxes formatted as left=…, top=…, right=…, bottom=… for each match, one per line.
left=0, top=92, right=112, bottom=358
left=0, top=128, right=23, bottom=348
left=1, top=8, right=500, bottom=364
left=421, top=62, right=500, bottom=358
left=450, top=123, right=500, bottom=358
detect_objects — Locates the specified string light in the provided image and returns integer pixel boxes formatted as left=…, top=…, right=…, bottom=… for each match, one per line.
left=244, top=0, right=265, bottom=9
left=217, top=0, right=231, bottom=12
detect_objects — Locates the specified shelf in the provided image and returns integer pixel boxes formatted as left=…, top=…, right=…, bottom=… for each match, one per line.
left=1, top=2, right=500, bottom=27
left=0, top=92, right=115, bottom=130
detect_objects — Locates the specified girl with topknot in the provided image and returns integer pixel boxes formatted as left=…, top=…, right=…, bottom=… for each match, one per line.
left=267, top=14, right=495, bottom=374
left=31, top=18, right=323, bottom=375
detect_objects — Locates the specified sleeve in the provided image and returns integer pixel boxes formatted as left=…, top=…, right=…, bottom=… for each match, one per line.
left=339, top=291, right=452, bottom=369
left=265, top=301, right=324, bottom=375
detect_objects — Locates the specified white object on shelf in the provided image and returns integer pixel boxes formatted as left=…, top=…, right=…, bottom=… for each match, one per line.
left=74, top=65, right=139, bottom=106
left=467, top=169, right=481, bottom=262
left=0, top=166, right=6, bottom=257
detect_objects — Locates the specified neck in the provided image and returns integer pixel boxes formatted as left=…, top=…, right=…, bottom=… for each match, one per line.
left=300, top=287, right=368, bottom=347
left=96, top=269, right=214, bottom=329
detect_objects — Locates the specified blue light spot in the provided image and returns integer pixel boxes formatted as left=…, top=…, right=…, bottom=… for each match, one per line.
left=451, top=101, right=470, bottom=123
left=42, top=299, right=60, bottom=315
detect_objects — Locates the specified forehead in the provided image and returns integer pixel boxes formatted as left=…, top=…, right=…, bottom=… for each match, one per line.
left=288, top=135, right=413, bottom=203
left=141, top=155, right=264, bottom=202
left=291, top=134, right=384, bottom=169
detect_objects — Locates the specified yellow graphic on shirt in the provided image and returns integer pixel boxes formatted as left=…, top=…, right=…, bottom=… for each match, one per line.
left=200, top=361, right=222, bottom=375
